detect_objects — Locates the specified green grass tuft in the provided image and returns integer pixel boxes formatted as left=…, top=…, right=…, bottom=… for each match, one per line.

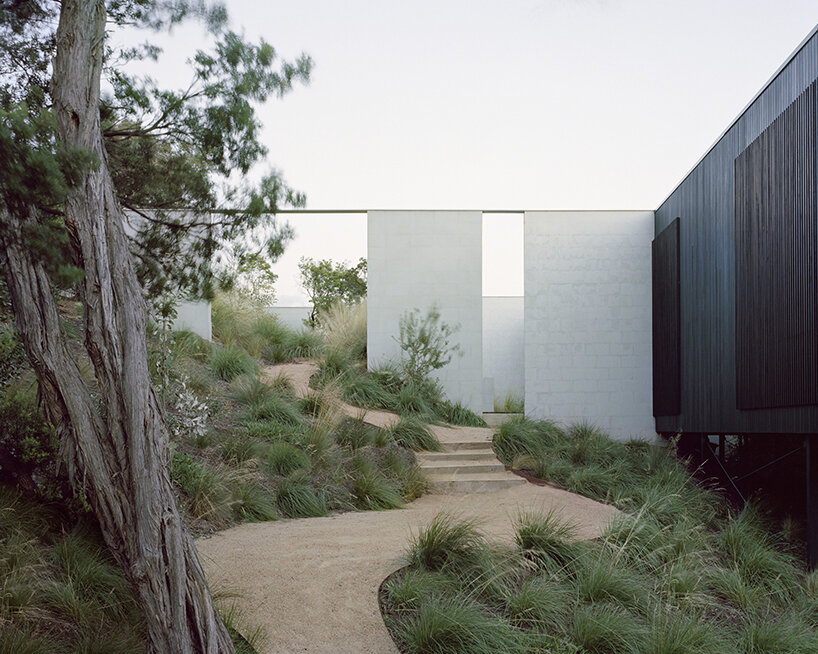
left=209, top=346, right=259, bottom=381
left=389, top=416, right=442, bottom=452
left=275, top=471, right=328, bottom=518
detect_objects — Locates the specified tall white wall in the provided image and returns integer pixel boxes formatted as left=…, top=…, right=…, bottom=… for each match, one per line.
left=524, top=211, right=655, bottom=440
left=173, top=300, right=211, bottom=341
left=482, top=297, right=525, bottom=412
left=268, top=306, right=312, bottom=331
left=367, top=211, right=483, bottom=412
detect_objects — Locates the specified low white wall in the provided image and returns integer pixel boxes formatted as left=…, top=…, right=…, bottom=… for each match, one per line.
left=269, top=306, right=312, bottom=331
left=482, top=296, right=525, bottom=412
left=367, top=211, right=483, bottom=412
left=172, top=300, right=212, bottom=341
left=524, top=211, right=655, bottom=440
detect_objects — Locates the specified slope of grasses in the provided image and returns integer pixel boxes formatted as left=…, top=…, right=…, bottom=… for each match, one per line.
left=1, top=295, right=434, bottom=652
left=382, top=420, right=818, bottom=654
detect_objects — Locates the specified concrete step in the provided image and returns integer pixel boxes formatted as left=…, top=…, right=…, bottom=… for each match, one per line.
left=427, top=472, right=527, bottom=494
left=416, top=450, right=497, bottom=462
left=441, top=439, right=495, bottom=452
left=418, top=461, right=506, bottom=475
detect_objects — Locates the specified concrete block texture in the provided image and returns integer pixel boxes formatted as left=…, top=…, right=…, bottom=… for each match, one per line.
left=367, top=211, right=483, bottom=413
left=173, top=300, right=212, bottom=341
left=524, top=211, right=655, bottom=440
left=483, top=297, right=525, bottom=412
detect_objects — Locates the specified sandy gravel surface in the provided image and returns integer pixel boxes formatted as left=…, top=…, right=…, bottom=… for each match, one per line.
left=199, top=361, right=621, bottom=653
left=197, top=483, right=619, bottom=654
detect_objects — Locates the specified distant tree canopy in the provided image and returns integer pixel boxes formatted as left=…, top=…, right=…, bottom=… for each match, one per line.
left=0, top=1, right=313, bottom=650
left=299, top=257, right=367, bottom=327
left=0, top=0, right=311, bottom=301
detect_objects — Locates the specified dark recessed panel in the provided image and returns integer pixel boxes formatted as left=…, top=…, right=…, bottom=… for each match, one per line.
left=735, top=81, right=818, bottom=410
left=652, top=218, right=681, bottom=417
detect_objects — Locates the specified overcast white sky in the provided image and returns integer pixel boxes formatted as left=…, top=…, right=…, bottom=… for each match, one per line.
left=117, top=1, right=818, bottom=304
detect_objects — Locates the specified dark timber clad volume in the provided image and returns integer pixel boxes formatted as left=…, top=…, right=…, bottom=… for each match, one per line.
left=735, top=81, right=818, bottom=410
left=652, top=219, right=681, bottom=416
left=654, top=26, right=818, bottom=436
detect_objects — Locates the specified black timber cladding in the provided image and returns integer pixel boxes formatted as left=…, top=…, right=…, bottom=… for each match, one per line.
left=652, top=218, right=681, bottom=417
left=654, top=26, right=818, bottom=435
left=735, top=81, right=818, bottom=410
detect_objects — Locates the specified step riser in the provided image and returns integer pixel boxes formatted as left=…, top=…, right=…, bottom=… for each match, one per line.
left=429, top=478, right=526, bottom=494
left=416, top=452, right=496, bottom=462
left=443, top=441, right=494, bottom=451
left=419, top=463, right=505, bottom=475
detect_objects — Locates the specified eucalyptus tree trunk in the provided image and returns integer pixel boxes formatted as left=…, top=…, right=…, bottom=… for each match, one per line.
left=0, top=1, right=235, bottom=651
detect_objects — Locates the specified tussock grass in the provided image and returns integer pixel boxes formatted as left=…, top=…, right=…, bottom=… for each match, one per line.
left=389, top=416, right=442, bottom=452
left=390, top=595, right=528, bottom=654
left=263, top=442, right=311, bottom=476
left=209, top=345, right=259, bottom=381
left=350, top=455, right=404, bottom=511
left=383, top=419, right=818, bottom=654
left=275, top=471, right=328, bottom=518
left=319, top=300, right=367, bottom=361
left=407, top=513, right=487, bottom=573
left=435, top=399, right=487, bottom=427
left=171, top=451, right=233, bottom=525
left=515, top=510, right=579, bottom=571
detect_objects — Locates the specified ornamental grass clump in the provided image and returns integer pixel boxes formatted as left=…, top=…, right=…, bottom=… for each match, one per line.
left=383, top=421, right=818, bottom=654
left=208, top=345, right=259, bottom=381
left=389, top=416, right=442, bottom=452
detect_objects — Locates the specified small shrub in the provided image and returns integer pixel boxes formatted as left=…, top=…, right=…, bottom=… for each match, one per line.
left=209, top=346, right=258, bottom=382
left=396, top=305, right=461, bottom=384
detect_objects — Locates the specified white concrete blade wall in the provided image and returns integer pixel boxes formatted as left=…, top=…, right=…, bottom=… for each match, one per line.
left=173, top=300, right=212, bottom=341
left=367, top=211, right=483, bottom=413
left=524, top=211, right=655, bottom=440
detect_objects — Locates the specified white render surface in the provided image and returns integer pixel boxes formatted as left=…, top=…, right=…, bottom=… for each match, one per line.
left=173, top=300, right=212, bottom=341
left=482, top=297, right=525, bottom=412
left=524, top=211, right=655, bottom=440
left=268, top=306, right=312, bottom=331
left=367, top=211, right=483, bottom=413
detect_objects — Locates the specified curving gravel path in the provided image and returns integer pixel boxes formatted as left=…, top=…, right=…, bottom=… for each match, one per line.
left=195, top=361, right=621, bottom=654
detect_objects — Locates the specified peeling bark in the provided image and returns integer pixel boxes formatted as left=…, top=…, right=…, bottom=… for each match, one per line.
left=0, top=1, right=235, bottom=651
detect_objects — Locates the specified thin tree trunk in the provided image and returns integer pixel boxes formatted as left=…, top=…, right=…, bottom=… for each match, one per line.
left=0, top=1, right=236, bottom=651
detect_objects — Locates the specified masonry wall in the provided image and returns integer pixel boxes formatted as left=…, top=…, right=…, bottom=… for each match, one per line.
left=367, top=211, right=483, bottom=413
left=269, top=306, right=312, bottom=331
left=173, top=300, right=211, bottom=341
left=482, top=296, right=525, bottom=412
left=524, top=211, right=655, bottom=440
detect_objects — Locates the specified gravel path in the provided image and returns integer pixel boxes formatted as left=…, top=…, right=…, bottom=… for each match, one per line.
left=196, top=361, right=621, bottom=654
